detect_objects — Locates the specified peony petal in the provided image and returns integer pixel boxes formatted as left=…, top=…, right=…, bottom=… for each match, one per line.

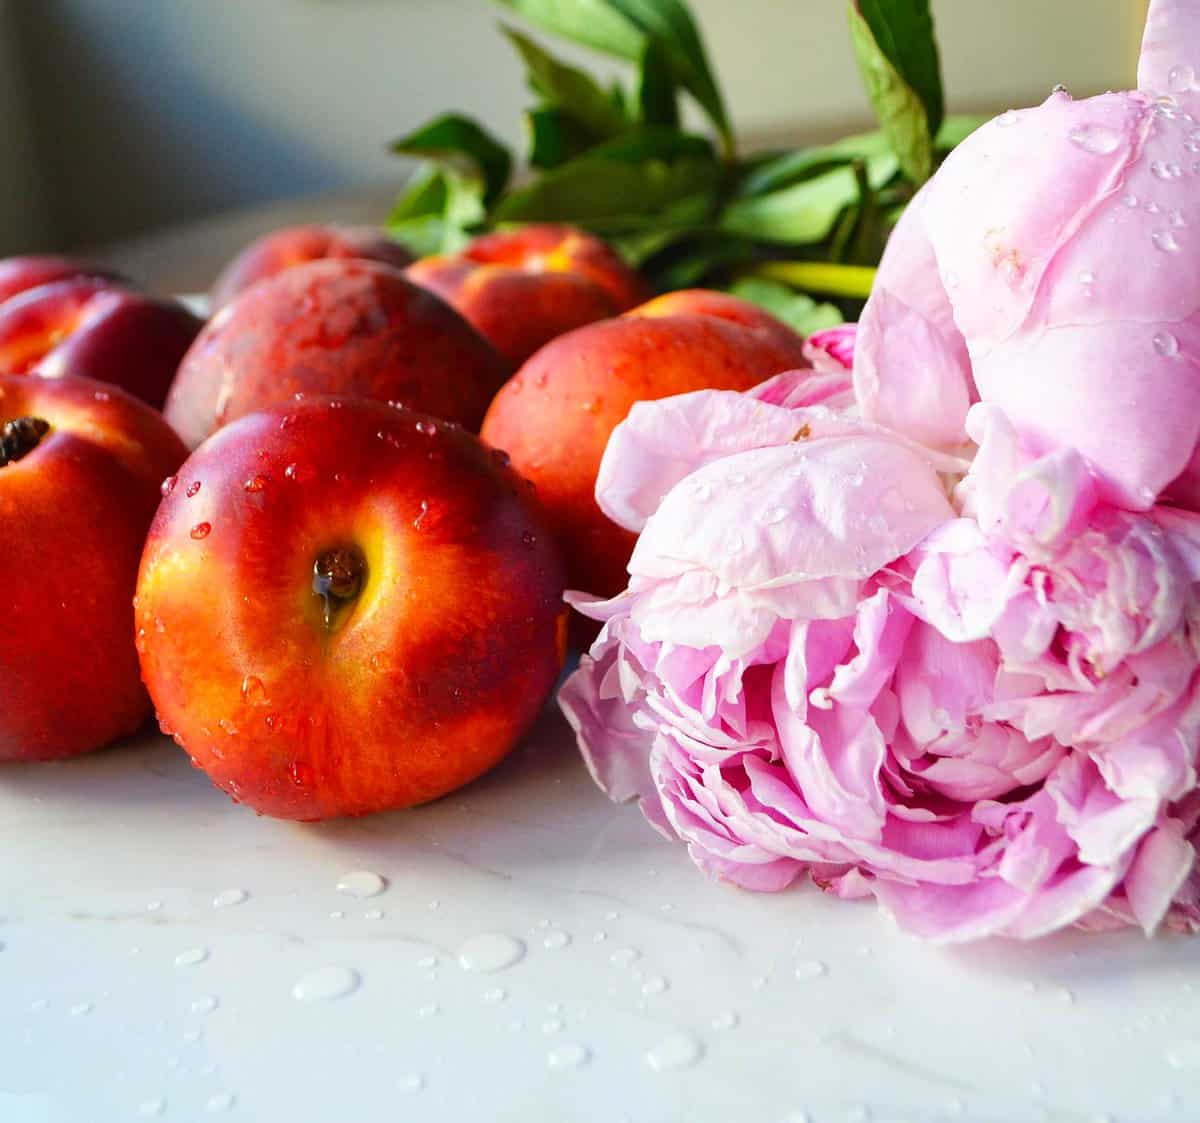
left=1138, top=0, right=1200, bottom=93
left=1123, top=820, right=1196, bottom=934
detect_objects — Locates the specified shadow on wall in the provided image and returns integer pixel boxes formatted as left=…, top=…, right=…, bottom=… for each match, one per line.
left=15, top=2, right=345, bottom=249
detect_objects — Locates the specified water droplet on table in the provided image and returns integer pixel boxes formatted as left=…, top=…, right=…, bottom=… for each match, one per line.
left=417, top=1002, right=440, bottom=1019
left=793, top=959, right=827, bottom=980
left=292, top=966, right=360, bottom=1003
left=70, top=1001, right=93, bottom=1016
left=205, top=1092, right=235, bottom=1113
left=335, top=871, right=386, bottom=898
left=711, top=1010, right=740, bottom=1031
left=641, top=976, right=668, bottom=996
left=646, top=1032, right=704, bottom=1072
left=191, top=996, right=219, bottom=1016
left=780, top=1113, right=810, bottom=1123
left=363, top=909, right=384, bottom=921
left=1166, top=1039, right=1200, bottom=1069
left=397, top=1073, right=425, bottom=1094
left=175, top=948, right=209, bottom=967
left=547, top=1043, right=591, bottom=1070
left=542, top=929, right=571, bottom=950
left=137, top=1098, right=166, bottom=1118
left=542, top=1018, right=565, bottom=1035
left=482, top=987, right=507, bottom=1004
left=610, top=947, right=640, bottom=967
left=456, top=933, right=526, bottom=973
left=212, top=888, right=248, bottom=909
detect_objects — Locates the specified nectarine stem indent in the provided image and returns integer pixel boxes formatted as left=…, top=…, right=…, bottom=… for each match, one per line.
left=0, top=416, right=49, bottom=465
left=312, top=545, right=367, bottom=629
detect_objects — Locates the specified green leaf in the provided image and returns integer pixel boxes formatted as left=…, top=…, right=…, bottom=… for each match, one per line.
left=493, top=0, right=732, bottom=155
left=525, top=106, right=597, bottom=168
left=605, top=0, right=732, bottom=154
left=720, top=152, right=899, bottom=245
left=386, top=165, right=485, bottom=256
left=609, top=192, right=719, bottom=263
left=848, top=4, right=935, bottom=184
left=492, top=0, right=646, bottom=60
left=493, top=151, right=718, bottom=223
left=728, top=277, right=843, bottom=336
left=501, top=26, right=629, bottom=138
left=855, top=0, right=943, bottom=137
left=650, top=233, right=756, bottom=290
left=935, top=113, right=987, bottom=152
left=736, top=130, right=893, bottom=197
left=635, top=35, right=679, bottom=127
left=749, top=261, right=878, bottom=301
left=390, top=113, right=512, bottom=205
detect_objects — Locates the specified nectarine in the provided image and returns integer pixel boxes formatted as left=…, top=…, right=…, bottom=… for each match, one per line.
left=407, top=225, right=649, bottom=367
left=210, top=224, right=414, bottom=310
left=165, top=260, right=509, bottom=449
left=0, top=255, right=121, bottom=304
left=0, top=373, right=187, bottom=761
left=136, top=397, right=567, bottom=820
left=480, top=290, right=810, bottom=598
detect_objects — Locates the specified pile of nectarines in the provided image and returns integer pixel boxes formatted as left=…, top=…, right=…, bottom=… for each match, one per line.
left=0, top=221, right=813, bottom=820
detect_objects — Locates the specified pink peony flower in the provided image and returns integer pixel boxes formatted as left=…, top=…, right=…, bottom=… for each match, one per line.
left=561, top=390, right=1200, bottom=941
left=855, top=0, right=1200, bottom=510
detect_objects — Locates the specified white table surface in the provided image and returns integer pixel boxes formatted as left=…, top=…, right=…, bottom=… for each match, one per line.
left=1, top=699, right=1198, bottom=1123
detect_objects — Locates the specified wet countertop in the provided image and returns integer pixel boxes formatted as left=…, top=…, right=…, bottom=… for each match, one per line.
left=1, top=705, right=1198, bottom=1123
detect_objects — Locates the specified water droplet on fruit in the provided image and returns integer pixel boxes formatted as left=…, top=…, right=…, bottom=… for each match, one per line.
left=415, top=419, right=437, bottom=436
left=217, top=718, right=238, bottom=736
left=240, top=676, right=266, bottom=705
left=547, top=1043, right=591, bottom=1071
left=413, top=500, right=430, bottom=530
left=509, top=379, right=524, bottom=394
left=212, top=888, right=248, bottom=909
left=160, top=475, right=177, bottom=497
left=279, top=414, right=296, bottom=430
left=1154, top=331, right=1180, bottom=357
left=191, top=996, right=219, bottom=1015
left=284, top=463, right=306, bottom=482
left=292, top=966, right=360, bottom=1003
left=456, top=933, right=526, bottom=973
left=93, top=390, right=110, bottom=401
left=1153, top=230, right=1181, bottom=252
left=289, top=760, right=314, bottom=787
left=336, top=871, right=387, bottom=899
left=190, top=522, right=211, bottom=540
left=175, top=947, right=209, bottom=967
left=186, top=481, right=201, bottom=497
left=646, top=1032, right=704, bottom=1072
left=521, top=530, right=536, bottom=546
left=264, top=713, right=281, bottom=734
left=243, top=475, right=266, bottom=493
left=1067, top=123, right=1120, bottom=154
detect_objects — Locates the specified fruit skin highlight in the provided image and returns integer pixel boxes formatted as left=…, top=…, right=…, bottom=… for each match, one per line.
left=136, top=397, right=567, bottom=821
left=480, top=289, right=811, bottom=598
left=0, top=372, right=187, bottom=761
left=407, top=224, right=650, bottom=367
left=165, top=259, right=510, bottom=449
left=210, top=224, right=415, bottom=310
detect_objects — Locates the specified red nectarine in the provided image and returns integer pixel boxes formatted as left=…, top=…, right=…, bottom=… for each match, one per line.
left=136, top=397, right=567, bottom=820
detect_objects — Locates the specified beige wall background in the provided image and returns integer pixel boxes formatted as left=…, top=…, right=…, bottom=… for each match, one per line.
left=2, top=0, right=1151, bottom=255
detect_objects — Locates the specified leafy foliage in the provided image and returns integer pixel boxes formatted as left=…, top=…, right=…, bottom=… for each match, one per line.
left=387, top=0, right=980, bottom=317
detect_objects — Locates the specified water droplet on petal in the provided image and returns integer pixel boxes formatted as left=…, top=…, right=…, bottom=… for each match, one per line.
left=1145, top=200, right=1161, bottom=214
left=1170, top=208, right=1187, bottom=228
left=1066, top=123, right=1121, bottom=154
left=994, top=110, right=1021, bottom=128
left=1123, top=192, right=1139, bottom=208
left=1169, top=63, right=1197, bottom=93
left=1154, top=331, right=1180, bottom=358
left=1153, top=230, right=1181, bottom=252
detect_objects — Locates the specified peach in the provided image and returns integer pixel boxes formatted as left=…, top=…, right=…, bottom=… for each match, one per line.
left=407, top=224, right=650, bottom=367
left=0, top=372, right=187, bottom=761
left=164, top=260, right=509, bottom=449
left=480, top=290, right=810, bottom=598
left=0, top=277, right=203, bottom=410
left=136, top=397, right=567, bottom=820
left=210, top=224, right=415, bottom=310
left=0, top=255, right=121, bottom=305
